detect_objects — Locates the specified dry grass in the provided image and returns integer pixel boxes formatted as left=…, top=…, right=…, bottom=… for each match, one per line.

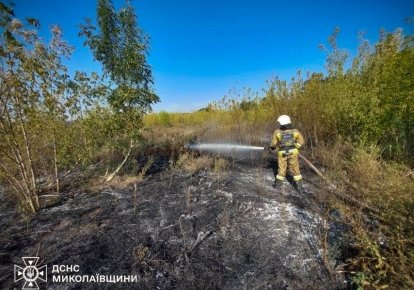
left=313, top=141, right=414, bottom=289
left=214, top=157, right=229, bottom=173
left=173, top=149, right=230, bottom=176
left=134, top=243, right=149, bottom=265
left=175, top=152, right=215, bottom=174
left=142, top=124, right=200, bottom=145
left=144, top=110, right=275, bottom=146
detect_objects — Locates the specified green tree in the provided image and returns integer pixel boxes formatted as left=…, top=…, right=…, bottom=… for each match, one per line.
left=80, top=0, right=159, bottom=182
left=0, top=2, right=76, bottom=212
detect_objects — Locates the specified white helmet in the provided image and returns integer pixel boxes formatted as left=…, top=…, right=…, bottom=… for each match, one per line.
left=277, top=115, right=291, bottom=126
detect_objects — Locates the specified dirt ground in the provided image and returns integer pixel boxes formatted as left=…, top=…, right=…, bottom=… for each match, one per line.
left=0, top=152, right=349, bottom=289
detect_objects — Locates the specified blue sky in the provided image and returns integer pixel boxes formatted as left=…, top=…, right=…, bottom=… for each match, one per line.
left=14, top=0, right=414, bottom=112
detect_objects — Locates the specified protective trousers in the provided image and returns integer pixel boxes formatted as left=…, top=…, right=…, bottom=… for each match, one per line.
left=276, top=150, right=302, bottom=182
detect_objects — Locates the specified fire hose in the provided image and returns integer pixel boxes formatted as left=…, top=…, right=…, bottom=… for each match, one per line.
left=265, top=146, right=380, bottom=214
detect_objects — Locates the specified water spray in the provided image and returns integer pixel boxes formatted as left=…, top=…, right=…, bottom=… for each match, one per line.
left=187, top=143, right=265, bottom=152
left=186, top=143, right=266, bottom=165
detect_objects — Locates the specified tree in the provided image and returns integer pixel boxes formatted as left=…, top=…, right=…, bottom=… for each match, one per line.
left=80, top=0, right=159, bottom=182
left=0, top=2, right=75, bottom=212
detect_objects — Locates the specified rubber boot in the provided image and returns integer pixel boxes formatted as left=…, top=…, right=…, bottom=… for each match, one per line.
left=273, top=179, right=283, bottom=190
left=296, top=180, right=304, bottom=194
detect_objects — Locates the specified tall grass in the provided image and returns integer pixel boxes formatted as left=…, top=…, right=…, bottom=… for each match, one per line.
left=315, top=142, right=414, bottom=289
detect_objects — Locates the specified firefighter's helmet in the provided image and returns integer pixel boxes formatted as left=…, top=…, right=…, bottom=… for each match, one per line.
left=277, top=115, right=291, bottom=126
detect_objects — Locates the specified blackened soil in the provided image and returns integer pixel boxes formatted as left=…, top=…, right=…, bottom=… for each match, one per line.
left=0, top=159, right=349, bottom=289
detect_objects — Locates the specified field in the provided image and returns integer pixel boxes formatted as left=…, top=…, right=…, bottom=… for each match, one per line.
left=1, top=1, right=413, bottom=289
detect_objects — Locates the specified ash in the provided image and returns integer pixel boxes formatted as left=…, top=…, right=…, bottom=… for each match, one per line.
left=0, top=160, right=348, bottom=289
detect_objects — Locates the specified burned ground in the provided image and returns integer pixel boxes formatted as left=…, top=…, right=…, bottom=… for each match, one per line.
left=0, top=153, right=349, bottom=289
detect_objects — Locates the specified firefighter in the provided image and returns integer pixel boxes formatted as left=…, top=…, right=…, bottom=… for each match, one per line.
left=269, top=115, right=305, bottom=193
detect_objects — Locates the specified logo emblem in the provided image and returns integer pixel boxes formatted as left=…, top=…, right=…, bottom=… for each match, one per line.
left=14, top=257, right=47, bottom=290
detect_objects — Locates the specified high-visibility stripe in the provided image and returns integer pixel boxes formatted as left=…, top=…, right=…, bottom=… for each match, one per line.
left=293, top=175, right=302, bottom=181
left=295, top=142, right=302, bottom=149
left=276, top=175, right=285, bottom=181
left=276, top=133, right=282, bottom=141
